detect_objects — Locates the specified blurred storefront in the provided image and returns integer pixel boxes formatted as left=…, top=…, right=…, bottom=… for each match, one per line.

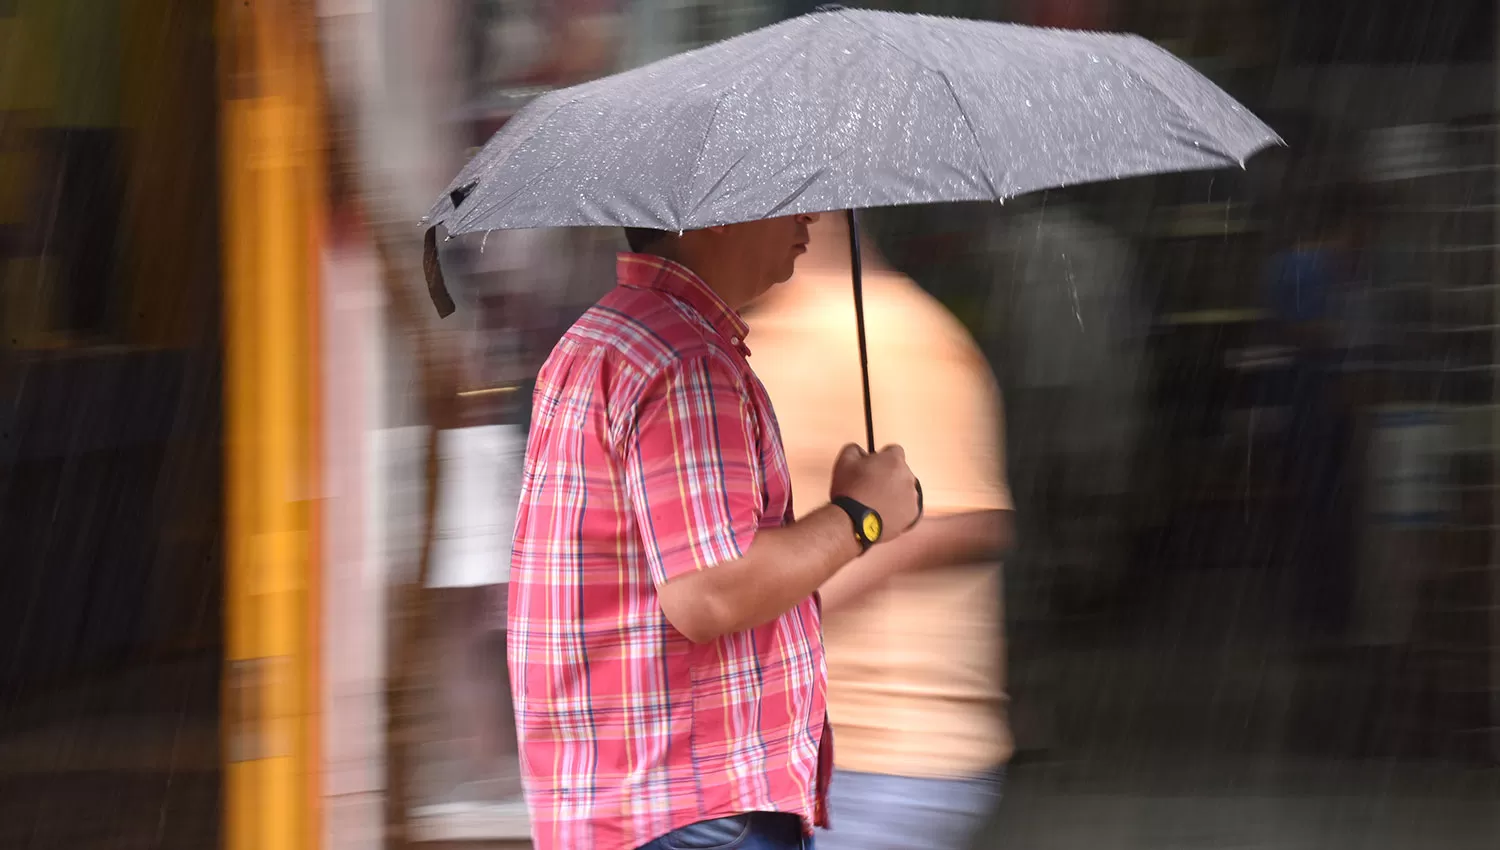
left=1, top=0, right=223, bottom=723
left=0, top=1, right=227, bottom=848
left=1124, top=0, right=1494, bottom=766
left=1137, top=0, right=1498, bottom=766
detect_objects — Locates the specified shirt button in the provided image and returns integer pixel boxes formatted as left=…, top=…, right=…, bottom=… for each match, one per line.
left=730, top=336, right=742, bottom=346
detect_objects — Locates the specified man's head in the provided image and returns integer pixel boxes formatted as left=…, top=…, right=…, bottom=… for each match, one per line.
left=624, top=227, right=669, bottom=254
left=622, top=212, right=820, bottom=308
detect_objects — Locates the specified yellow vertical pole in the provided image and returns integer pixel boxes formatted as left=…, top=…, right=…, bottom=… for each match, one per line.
left=219, top=1, right=325, bottom=849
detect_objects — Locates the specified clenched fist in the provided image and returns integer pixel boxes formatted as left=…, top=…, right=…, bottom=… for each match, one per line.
left=829, top=443, right=922, bottom=543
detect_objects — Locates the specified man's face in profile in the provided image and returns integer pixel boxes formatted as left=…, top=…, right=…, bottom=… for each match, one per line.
left=716, top=213, right=819, bottom=298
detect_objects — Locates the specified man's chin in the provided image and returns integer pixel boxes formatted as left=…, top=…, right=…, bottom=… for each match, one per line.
left=750, top=271, right=794, bottom=302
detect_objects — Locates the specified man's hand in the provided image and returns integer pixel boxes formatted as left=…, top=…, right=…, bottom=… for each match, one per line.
left=830, top=444, right=922, bottom=541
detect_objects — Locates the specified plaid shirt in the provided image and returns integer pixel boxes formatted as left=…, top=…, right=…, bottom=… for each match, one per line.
left=508, top=254, right=831, bottom=850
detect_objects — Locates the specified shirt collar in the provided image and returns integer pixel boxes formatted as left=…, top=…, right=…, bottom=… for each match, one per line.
left=617, top=252, right=751, bottom=356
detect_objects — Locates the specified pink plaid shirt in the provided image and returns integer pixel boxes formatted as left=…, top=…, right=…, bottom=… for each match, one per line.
left=508, top=254, right=831, bottom=850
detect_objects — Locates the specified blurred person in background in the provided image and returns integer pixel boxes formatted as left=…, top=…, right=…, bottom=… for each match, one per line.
left=976, top=192, right=1150, bottom=754
left=745, top=213, right=1015, bottom=850
left=1263, top=190, right=1368, bottom=641
left=420, top=221, right=549, bottom=809
left=322, top=0, right=630, bottom=815
left=424, top=0, right=636, bottom=808
left=507, top=216, right=923, bottom=850
left=465, top=0, right=629, bottom=360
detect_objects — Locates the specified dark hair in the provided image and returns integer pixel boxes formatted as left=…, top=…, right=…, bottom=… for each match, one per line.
left=624, top=227, right=672, bottom=253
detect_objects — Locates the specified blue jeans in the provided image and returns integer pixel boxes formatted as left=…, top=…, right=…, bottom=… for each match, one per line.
left=816, top=768, right=1003, bottom=850
left=638, top=812, right=811, bottom=850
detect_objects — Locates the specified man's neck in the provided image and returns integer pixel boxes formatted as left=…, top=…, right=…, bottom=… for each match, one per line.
left=646, top=246, right=753, bottom=311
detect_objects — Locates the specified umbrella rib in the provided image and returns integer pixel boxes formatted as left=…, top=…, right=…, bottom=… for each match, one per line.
left=690, top=144, right=755, bottom=225
left=683, top=18, right=829, bottom=225
left=684, top=97, right=727, bottom=225
left=763, top=170, right=824, bottom=219
left=1098, top=44, right=1263, bottom=164
left=932, top=70, right=1003, bottom=198
left=835, top=13, right=1003, bottom=198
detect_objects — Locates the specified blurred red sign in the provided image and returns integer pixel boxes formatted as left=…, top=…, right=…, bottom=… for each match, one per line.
left=1025, top=0, right=1111, bottom=30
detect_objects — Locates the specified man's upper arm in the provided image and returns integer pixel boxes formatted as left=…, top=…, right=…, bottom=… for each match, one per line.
left=623, top=355, right=764, bottom=586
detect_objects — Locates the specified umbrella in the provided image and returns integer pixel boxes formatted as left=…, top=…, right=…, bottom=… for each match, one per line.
left=422, top=4, right=1280, bottom=451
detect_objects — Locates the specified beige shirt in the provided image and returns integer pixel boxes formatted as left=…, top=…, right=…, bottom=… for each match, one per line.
left=746, top=267, right=1013, bottom=779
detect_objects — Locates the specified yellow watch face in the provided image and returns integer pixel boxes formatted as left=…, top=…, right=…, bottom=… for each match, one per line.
left=862, top=512, right=882, bottom=543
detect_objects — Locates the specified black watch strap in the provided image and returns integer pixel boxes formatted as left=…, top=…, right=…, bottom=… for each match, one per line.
left=831, top=496, right=882, bottom=552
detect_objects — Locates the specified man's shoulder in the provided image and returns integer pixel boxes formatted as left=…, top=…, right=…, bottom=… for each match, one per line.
left=558, top=288, right=730, bottom=382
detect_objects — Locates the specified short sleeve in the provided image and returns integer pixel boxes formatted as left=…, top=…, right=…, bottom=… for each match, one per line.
left=623, top=356, right=765, bottom=586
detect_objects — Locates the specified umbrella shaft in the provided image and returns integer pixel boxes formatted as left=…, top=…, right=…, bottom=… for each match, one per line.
left=847, top=209, right=876, bottom=454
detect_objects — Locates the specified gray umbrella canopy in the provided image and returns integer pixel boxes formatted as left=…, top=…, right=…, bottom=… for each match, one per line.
left=421, top=6, right=1279, bottom=452
left=423, top=6, right=1278, bottom=241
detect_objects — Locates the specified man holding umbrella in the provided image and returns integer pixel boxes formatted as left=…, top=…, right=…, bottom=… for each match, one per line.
left=421, top=10, right=1276, bottom=850
left=506, top=214, right=923, bottom=850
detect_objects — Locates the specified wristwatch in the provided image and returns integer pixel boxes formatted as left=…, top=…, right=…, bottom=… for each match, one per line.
left=831, top=496, right=883, bottom=553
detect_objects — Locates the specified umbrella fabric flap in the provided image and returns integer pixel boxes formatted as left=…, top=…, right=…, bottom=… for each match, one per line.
left=424, top=225, right=456, bottom=318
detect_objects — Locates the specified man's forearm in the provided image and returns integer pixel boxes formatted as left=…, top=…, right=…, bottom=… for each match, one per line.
left=819, top=509, right=1012, bottom=613
left=658, top=505, right=862, bottom=643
